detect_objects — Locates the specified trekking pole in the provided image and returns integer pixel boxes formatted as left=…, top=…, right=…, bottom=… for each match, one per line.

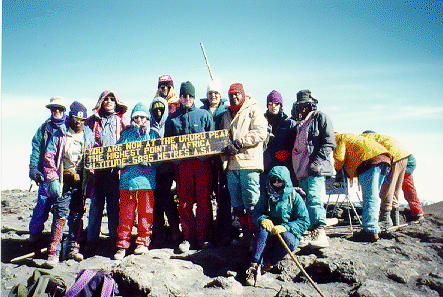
left=276, top=234, right=326, bottom=297
left=200, top=42, right=214, bottom=80
left=11, top=247, right=48, bottom=263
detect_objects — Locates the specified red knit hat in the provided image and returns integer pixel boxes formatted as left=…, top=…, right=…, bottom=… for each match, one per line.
left=228, top=83, right=245, bottom=99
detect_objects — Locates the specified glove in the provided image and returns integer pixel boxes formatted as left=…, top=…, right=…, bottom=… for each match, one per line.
left=275, top=150, right=290, bottom=162
left=64, top=168, right=80, bottom=182
left=116, top=164, right=127, bottom=170
left=139, top=162, right=151, bottom=167
left=261, top=218, right=274, bottom=232
left=222, top=139, right=242, bottom=155
left=49, top=179, right=61, bottom=198
left=29, top=165, right=45, bottom=185
left=335, top=169, right=345, bottom=183
left=271, top=225, right=286, bottom=235
left=309, top=163, right=322, bottom=175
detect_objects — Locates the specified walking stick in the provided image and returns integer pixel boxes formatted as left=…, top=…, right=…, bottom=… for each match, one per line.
left=11, top=247, right=48, bottom=263
left=276, top=234, right=326, bottom=297
left=200, top=43, right=214, bottom=80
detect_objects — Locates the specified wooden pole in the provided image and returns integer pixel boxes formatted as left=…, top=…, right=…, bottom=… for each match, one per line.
left=10, top=247, right=48, bottom=263
left=277, top=234, right=326, bottom=297
left=200, top=43, right=214, bottom=80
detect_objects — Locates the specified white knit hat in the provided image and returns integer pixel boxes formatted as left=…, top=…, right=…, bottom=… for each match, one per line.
left=207, top=77, right=222, bottom=94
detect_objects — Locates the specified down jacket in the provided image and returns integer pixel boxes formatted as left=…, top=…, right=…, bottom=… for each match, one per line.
left=360, top=133, right=411, bottom=163
left=252, top=166, right=309, bottom=239
left=334, top=133, right=391, bottom=178
left=219, top=96, right=268, bottom=171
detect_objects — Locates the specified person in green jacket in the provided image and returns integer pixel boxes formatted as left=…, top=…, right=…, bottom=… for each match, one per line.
left=245, top=166, right=310, bottom=286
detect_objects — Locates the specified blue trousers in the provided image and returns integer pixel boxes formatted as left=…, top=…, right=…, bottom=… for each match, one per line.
left=251, top=226, right=299, bottom=266
left=359, top=163, right=389, bottom=234
left=29, top=183, right=51, bottom=235
left=298, top=175, right=327, bottom=229
left=87, top=170, right=120, bottom=243
left=226, top=169, right=260, bottom=211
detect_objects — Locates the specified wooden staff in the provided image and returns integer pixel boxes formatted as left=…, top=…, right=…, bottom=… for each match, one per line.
left=277, top=234, right=326, bottom=297
left=200, top=43, right=214, bottom=80
left=10, top=247, right=48, bottom=263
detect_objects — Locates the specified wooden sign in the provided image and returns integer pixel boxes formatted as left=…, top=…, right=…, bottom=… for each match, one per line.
left=85, top=129, right=230, bottom=170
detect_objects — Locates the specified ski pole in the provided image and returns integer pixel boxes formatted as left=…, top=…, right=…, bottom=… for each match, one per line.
left=277, top=233, right=326, bottom=297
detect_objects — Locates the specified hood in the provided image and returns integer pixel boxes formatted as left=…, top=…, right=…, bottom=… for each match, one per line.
left=93, top=90, right=128, bottom=115
left=267, top=166, right=293, bottom=198
left=149, top=96, right=169, bottom=127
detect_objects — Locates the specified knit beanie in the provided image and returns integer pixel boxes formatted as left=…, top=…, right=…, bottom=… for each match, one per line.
left=267, top=90, right=283, bottom=106
left=131, top=102, right=150, bottom=120
left=158, top=74, right=174, bottom=88
left=69, top=101, right=87, bottom=119
left=228, top=83, right=245, bottom=99
left=179, top=81, right=195, bottom=98
left=207, top=78, right=222, bottom=94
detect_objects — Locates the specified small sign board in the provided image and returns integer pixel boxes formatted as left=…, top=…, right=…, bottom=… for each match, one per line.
left=85, top=129, right=230, bottom=170
left=325, top=177, right=348, bottom=195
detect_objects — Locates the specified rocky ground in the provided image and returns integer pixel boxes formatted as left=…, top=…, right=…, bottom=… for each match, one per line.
left=1, top=189, right=443, bottom=296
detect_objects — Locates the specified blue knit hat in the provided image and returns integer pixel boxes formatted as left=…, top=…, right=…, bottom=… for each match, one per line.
left=131, top=102, right=150, bottom=120
left=69, top=101, right=87, bottom=119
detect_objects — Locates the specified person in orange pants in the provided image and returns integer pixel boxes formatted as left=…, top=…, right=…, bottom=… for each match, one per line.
left=402, top=155, right=425, bottom=221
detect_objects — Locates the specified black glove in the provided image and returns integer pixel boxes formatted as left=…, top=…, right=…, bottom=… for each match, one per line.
left=116, top=164, right=127, bottom=170
left=29, top=165, right=45, bottom=185
left=222, top=139, right=242, bottom=156
left=139, top=162, right=151, bottom=167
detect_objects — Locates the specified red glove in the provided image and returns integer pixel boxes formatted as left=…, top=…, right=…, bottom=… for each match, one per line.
left=275, top=150, right=290, bottom=161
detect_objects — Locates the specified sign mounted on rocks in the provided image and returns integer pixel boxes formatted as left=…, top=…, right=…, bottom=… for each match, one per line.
left=85, top=129, right=230, bottom=170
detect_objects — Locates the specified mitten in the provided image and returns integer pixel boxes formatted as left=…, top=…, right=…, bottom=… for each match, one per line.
left=261, top=218, right=274, bottom=232
left=49, top=179, right=62, bottom=198
left=29, top=165, right=45, bottom=184
left=275, top=150, right=290, bottom=162
left=271, top=225, right=286, bottom=235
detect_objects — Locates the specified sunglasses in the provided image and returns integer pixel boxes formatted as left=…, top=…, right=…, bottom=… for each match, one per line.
left=159, top=85, right=170, bottom=90
left=270, top=176, right=283, bottom=184
left=72, top=116, right=86, bottom=123
left=208, top=91, right=219, bottom=95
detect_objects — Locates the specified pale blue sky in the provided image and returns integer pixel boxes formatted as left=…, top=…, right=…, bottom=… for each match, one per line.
left=2, top=0, right=442, bottom=202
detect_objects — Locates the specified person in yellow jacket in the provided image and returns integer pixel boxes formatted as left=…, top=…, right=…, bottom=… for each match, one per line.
left=361, top=131, right=411, bottom=228
left=334, top=132, right=391, bottom=241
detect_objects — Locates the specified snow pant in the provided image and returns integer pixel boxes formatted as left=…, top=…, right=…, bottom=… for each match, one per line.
left=298, top=175, right=327, bottom=230
left=358, top=163, right=389, bottom=234
left=175, top=159, right=213, bottom=241
left=87, top=169, right=120, bottom=243
left=251, top=226, right=299, bottom=266
left=152, top=171, right=180, bottom=236
left=402, top=173, right=424, bottom=216
left=117, top=189, right=155, bottom=249
left=213, top=164, right=232, bottom=243
left=380, top=158, right=407, bottom=211
left=29, top=182, right=51, bottom=235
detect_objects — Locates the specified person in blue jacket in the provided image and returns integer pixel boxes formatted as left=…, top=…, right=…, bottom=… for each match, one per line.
left=28, top=97, right=67, bottom=243
left=114, top=102, right=160, bottom=260
left=246, top=166, right=310, bottom=286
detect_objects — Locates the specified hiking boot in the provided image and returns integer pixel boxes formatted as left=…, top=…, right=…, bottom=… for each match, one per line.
left=113, top=248, right=126, bottom=260
left=245, top=263, right=261, bottom=286
left=391, top=208, right=400, bottom=226
left=379, top=209, right=393, bottom=229
left=351, top=229, right=379, bottom=242
left=298, top=231, right=312, bottom=248
left=412, top=213, right=425, bottom=222
left=308, top=228, right=329, bottom=248
left=43, top=254, right=59, bottom=269
left=67, top=249, right=84, bottom=262
left=178, top=240, right=191, bottom=253
left=134, top=244, right=149, bottom=255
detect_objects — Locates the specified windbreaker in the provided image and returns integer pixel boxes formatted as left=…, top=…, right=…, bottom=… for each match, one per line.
left=252, top=166, right=310, bottom=239
left=219, top=96, right=268, bottom=171
left=334, top=133, right=391, bottom=178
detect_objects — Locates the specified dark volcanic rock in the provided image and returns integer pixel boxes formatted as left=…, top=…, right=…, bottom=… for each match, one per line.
left=2, top=190, right=443, bottom=296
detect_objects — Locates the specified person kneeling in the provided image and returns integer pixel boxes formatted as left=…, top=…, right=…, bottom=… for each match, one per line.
left=246, top=166, right=309, bottom=286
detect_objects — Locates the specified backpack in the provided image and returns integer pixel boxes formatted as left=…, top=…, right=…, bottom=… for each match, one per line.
left=63, top=269, right=118, bottom=297
left=8, top=269, right=67, bottom=297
